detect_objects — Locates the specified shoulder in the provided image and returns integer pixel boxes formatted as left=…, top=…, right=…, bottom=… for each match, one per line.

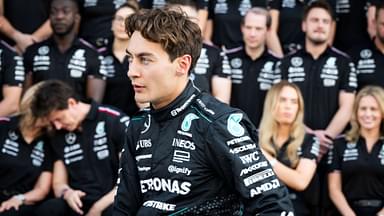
left=0, top=40, right=18, bottom=56
left=328, top=46, right=352, bottom=60
left=192, top=93, right=249, bottom=125
left=225, top=46, right=244, bottom=57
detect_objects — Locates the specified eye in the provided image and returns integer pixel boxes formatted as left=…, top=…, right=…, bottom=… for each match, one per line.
left=141, top=57, right=151, bottom=65
left=126, top=55, right=133, bottom=63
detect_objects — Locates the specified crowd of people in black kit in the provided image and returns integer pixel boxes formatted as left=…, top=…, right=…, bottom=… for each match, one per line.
left=0, top=0, right=383, bottom=215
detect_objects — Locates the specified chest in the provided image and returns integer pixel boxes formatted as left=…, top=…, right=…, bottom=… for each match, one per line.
left=32, top=47, right=89, bottom=80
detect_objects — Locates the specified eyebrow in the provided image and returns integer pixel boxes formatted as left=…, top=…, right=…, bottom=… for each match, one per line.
left=125, top=49, right=155, bottom=58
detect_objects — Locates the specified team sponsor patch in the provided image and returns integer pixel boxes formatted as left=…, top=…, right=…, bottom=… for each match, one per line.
left=140, top=178, right=191, bottom=195
left=143, top=200, right=176, bottom=212
left=227, top=113, right=245, bottom=137
left=181, top=113, right=199, bottom=132
left=250, top=179, right=280, bottom=197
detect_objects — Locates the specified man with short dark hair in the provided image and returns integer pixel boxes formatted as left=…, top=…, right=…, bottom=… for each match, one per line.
left=31, top=80, right=129, bottom=216
left=113, top=8, right=293, bottom=216
left=24, top=0, right=106, bottom=102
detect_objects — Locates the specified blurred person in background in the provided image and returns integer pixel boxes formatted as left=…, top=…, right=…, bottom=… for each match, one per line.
left=101, top=1, right=140, bottom=116
left=32, top=80, right=129, bottom=216
left=0, top=40, right=24, bottom=117
left=259, top=81, right=321, bottom=215
left=0, top=82, right=52, bottom=216
left=24, top=0, right=106, bottom=102
left=328, top=85, right=384, bottom=216
left=0, top=0, right=52, bottom=54
left=227, top=7, right=281, bottom=127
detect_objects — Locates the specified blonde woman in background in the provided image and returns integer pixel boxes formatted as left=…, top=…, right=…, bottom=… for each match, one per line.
left=0, top=82, right=52, bottom=216
left=260, top=80, right=321, bottom=215
left=328, top=86, right=384, bottom=216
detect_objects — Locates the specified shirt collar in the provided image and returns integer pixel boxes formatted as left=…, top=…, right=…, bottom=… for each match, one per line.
left=150, top=81, right=201, bottom=122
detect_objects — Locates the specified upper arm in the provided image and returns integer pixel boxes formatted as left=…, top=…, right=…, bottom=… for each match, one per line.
left=269, top=9, right=280, bottom=33
left=338, top=90, right=355, bottom=108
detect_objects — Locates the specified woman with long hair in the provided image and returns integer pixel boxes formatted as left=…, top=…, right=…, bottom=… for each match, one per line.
left=328, top=86, right=384, bottom=216
left=0, top=82, right=52, bottom=216
left=259, top=80, right=320, bottom=215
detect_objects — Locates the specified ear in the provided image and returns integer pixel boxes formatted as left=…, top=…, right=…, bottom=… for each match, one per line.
left=302, top=20, right=306, bottom=33
left=67, top=98, right=78, bottom=108
left=175, top=54, right=192, bottom=76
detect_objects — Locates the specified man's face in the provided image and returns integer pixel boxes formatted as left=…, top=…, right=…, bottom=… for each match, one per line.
left=48, top=100, right=80, bottom=131
left=127, top=31, right=185, bottom=109
left=302, top=8, right=332, bottom=45
left=50, top=0, right=78, bottom=36
left=376, top=9, right=384, bottom=44
left=241, top=13, right=268, bottom=50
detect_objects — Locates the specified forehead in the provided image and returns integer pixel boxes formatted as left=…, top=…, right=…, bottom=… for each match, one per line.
left=115, top=7, right=135, bottom=17
left=279, top=86, right=298, bottom=97
left=306, top=8, right=332, bottom=20
left=51, top=0, right=76, bottom=10
left=359, top=95, right=378, bottom=105
left=49, top=109, right=68, bottom=119
left=243, top=12, right=267, bottom=27
left=127, top=31, right=170, bottom=58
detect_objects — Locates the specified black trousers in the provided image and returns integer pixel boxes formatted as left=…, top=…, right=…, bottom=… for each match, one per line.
left=0, top=205, right=38, bottom=216
left=34, top=198, right=113, bottom=216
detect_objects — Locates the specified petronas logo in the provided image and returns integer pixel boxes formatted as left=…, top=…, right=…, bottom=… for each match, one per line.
left=181, top=113, right=199, bottom=132
left=227, top=113, right=244, bottom=137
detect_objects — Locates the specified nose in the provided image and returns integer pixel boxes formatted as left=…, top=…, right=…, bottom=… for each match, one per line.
left=53, top=121, right=63, bottom=130
left=127, top=62, right=140, bottom=79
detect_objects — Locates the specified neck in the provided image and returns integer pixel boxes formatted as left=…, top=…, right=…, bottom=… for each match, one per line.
left=374, top=37, right=384, bottom=54
left=21, top=127, right=41, bottom=144
left=360, top=128, right=380, bottom=143
left=152, top=80, right=189, bottom=110
left=305, top=39, right=328, bottom=59
left=275, top=123, right=291, bottom=147
left=113, top=38, right=129, bottom=62
left=245, top=45, right=265, bottom=60
left=54, top=33, right=76, bottom=53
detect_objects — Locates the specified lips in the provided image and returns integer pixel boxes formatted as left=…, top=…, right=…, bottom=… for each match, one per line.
left=132, top=83, right=145, bottom=92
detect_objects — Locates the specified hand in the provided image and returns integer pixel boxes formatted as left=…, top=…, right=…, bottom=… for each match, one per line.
left=376, top=208, right=384, bottom=216
left=63, top=189, right=86, bottom=215
left=85, top=203, right=103, bottom=216
left=312, top=130, right=333, bottom=161
left=13, top=32, right=36, bottom=54
left=0, top=196, right=23, bottom=212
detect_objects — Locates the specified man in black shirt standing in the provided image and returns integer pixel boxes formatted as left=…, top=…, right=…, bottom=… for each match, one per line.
left=24, top=0, right=106, bottom=102
left=0, top=41, right=24, bottom=116
left=31, top=80, right=129, bottom=216
left=227, top=7, right=281, bottom=127
left=277, top=1, right=356, bottom=147
left=113, top=8, right=294, bottom=216
left=348, top=2, right=384, bottom=91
